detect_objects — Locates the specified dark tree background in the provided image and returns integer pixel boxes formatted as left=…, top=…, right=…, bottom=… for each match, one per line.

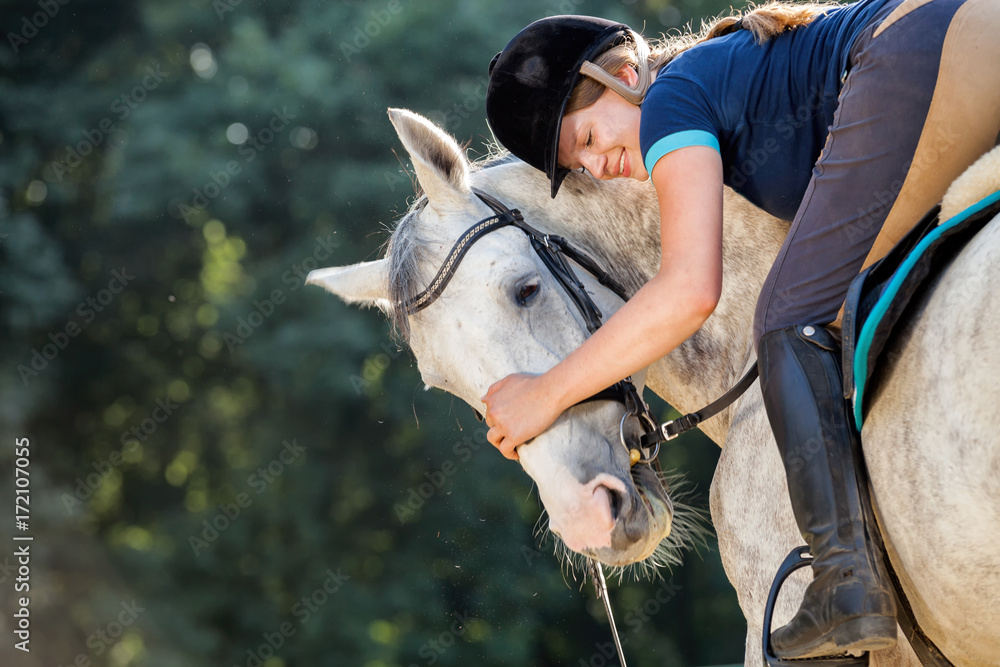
left=0, top=1, right=753, bottom=665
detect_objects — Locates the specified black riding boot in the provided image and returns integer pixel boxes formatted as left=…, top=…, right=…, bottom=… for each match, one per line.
left=758, top=324, right=897, bottom=659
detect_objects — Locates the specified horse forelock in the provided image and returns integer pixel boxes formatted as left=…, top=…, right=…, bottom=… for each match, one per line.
left=385, top=200, right=428, bottom=342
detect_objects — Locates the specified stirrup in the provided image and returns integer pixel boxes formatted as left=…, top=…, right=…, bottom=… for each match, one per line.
left=762, top=546, right=869, bottom=667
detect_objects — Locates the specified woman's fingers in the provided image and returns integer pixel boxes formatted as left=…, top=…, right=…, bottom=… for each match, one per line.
left=485, top=420, right=519, bottom=460
left=486, top=422, right=500, bottom=445
left=482, top=373, right=550, bottom=461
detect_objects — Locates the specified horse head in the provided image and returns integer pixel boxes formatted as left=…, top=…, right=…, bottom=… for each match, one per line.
left=308, top=108, right=704, bottom=570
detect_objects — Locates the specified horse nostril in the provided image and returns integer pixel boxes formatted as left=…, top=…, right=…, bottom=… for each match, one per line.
left=604, top=486, right=623, bottom=523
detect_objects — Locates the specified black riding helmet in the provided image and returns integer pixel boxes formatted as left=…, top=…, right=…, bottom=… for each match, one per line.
left=486, top=15, right=632, bottom=198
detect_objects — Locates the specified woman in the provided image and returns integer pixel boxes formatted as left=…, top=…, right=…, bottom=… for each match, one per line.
left=480, top=0, right=1000, bottom=660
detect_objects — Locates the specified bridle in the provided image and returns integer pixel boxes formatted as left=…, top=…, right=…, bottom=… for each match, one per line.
left=403, top=187, right=758, bottom=667
left=404, top=188, right=757, bottom=463
left=406, top=188, right=663, bottom=463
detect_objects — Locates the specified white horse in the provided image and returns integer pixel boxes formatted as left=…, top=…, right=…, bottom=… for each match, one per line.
left=308, top=109, right=1000, bottom=666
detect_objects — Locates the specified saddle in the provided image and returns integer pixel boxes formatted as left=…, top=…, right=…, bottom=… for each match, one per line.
left=842, top=189, right=1000, bottom=429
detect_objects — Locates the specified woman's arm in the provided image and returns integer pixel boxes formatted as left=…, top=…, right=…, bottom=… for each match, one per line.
left=482, top=145, right=724, bottom=459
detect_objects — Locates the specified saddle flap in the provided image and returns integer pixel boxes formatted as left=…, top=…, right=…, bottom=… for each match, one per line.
left=841, top=205, right=941, bottom=403
left=843, top=193, right=1000, bottom=429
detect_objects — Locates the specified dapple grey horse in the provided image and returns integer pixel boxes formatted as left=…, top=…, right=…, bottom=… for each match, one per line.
left=309, top=109, right=1000, bottom=666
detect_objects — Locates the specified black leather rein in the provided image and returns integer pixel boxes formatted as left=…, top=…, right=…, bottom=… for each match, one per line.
left=403, top=188, right=757, bottom=461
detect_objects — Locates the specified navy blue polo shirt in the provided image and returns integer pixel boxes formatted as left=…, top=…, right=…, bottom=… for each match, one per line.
left=640, top=0, right=893, bottom=221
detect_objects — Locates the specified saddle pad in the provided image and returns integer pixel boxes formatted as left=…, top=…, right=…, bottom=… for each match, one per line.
left=841, top=189, right=1000, bottom=429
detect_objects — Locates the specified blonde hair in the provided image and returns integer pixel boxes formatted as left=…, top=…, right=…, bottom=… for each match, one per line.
left=566, top=1, right=838, bottom=114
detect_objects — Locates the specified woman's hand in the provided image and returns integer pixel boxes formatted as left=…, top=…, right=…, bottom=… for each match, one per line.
left=481, top=373, right=565, bottom=461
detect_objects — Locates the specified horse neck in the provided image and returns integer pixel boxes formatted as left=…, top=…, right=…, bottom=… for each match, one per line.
left=477, top=163, right=786, bottom=445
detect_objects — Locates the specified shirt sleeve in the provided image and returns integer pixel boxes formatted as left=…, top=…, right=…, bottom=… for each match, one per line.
left=640, top=73, right=721, bottom=176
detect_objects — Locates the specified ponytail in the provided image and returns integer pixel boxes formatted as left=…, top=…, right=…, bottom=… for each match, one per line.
left=703, top=2, right=832, bottom=44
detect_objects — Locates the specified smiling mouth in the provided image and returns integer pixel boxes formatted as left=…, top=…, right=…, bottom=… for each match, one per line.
left=618, top=149, right=626, bottom=176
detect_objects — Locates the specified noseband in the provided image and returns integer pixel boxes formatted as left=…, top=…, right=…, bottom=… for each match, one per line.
left=404, top=188, right=661, bottom=465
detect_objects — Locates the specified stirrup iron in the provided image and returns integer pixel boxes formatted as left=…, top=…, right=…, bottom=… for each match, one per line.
left=762, top=546, right=869, bottom=667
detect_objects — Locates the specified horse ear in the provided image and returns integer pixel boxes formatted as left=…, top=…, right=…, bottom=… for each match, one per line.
left=388, top=108, right=472, bottom=207
left=306, top=260, right=392, bottom=311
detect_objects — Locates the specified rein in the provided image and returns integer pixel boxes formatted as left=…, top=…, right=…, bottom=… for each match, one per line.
left=403, top=188, right=758, bottom=666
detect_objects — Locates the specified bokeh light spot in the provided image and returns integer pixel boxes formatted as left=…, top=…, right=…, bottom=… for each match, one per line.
left=203, top=219, right=226, bottom=244
left=226, top=122, right=249, bottom=144
left=368, top=619, right=399, bottom=645
left=167, top=379, right=191, bottom=402
left=189, top=43, right=217, bottom=80
left=26, top=180, right=48, bottom=204
left=290, top=126, right=318, bottom=150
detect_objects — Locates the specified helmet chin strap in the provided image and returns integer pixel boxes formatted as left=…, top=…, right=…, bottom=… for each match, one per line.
left=578, top=29, right=651, bottom=106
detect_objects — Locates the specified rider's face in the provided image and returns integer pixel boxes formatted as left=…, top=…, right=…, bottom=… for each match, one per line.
left=557, top=67, right=646, bottom=182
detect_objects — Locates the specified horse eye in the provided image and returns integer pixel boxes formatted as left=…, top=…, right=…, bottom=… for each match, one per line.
left=517, top=282, right=540, bottom=304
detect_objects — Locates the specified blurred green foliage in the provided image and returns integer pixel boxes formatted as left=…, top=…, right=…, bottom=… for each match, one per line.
left=1, top=0, right=751, bottom=665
